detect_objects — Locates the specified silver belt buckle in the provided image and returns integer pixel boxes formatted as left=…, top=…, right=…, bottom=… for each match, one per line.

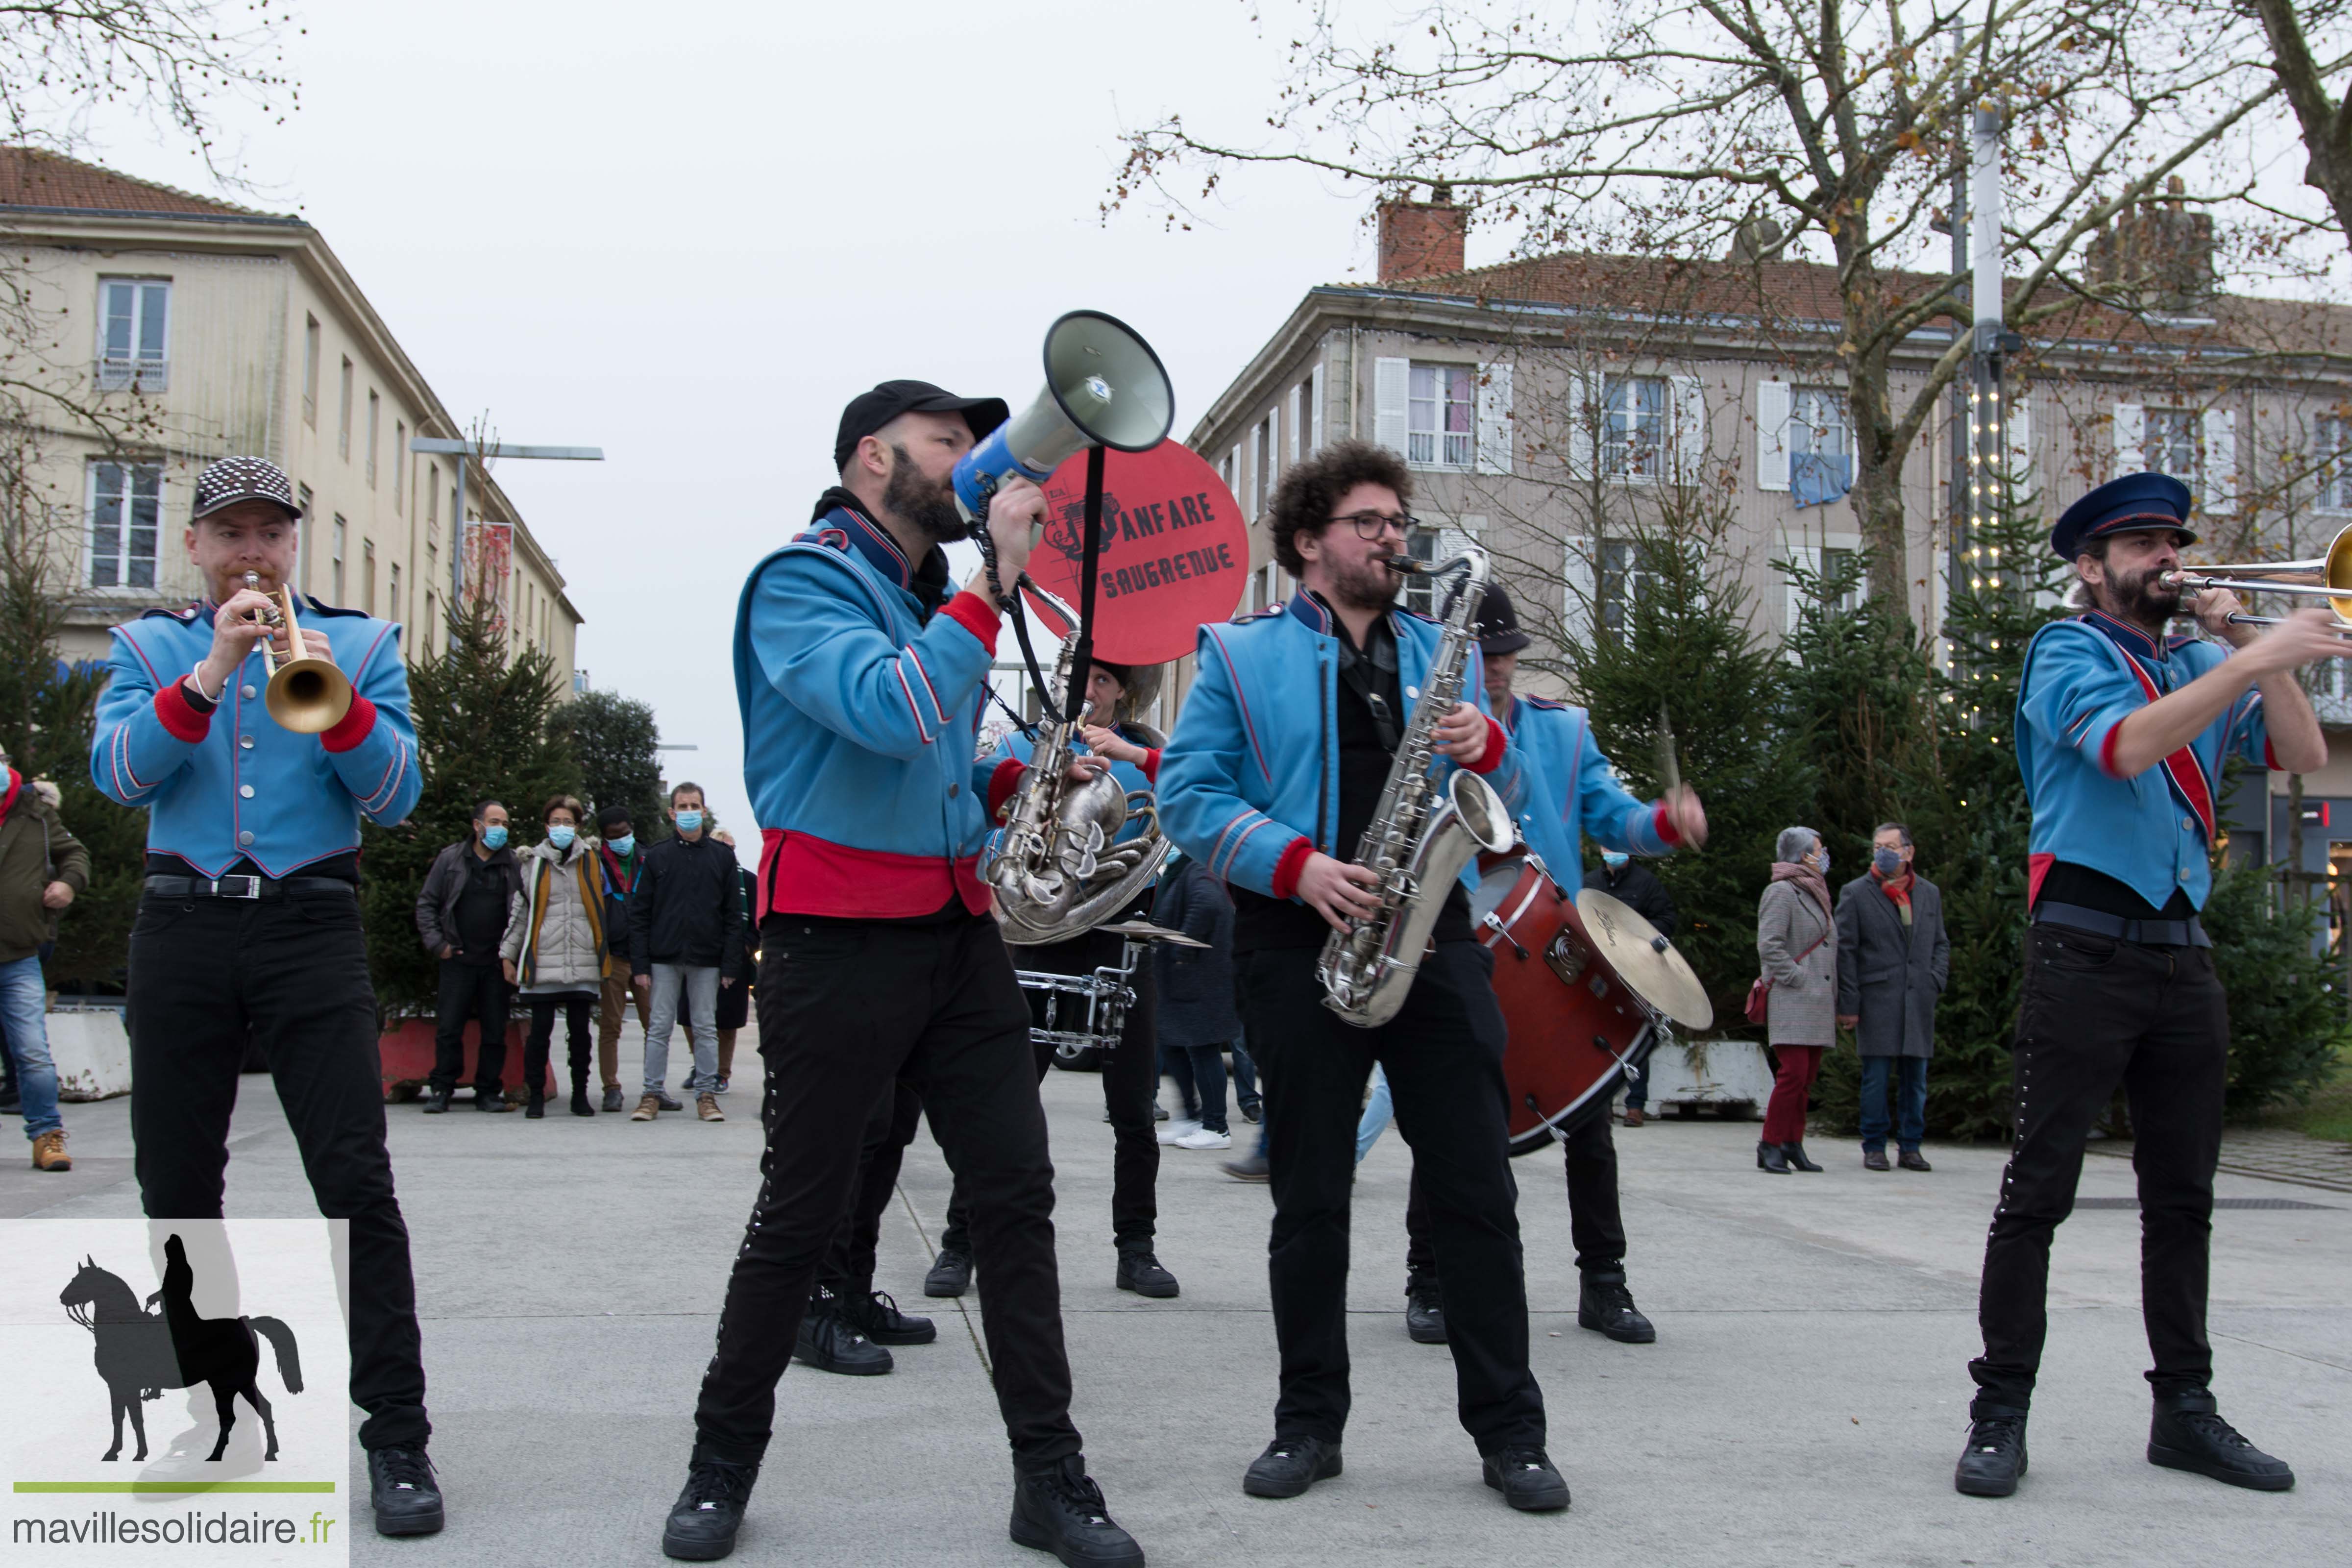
left=211, top=875, right=263, bottom=900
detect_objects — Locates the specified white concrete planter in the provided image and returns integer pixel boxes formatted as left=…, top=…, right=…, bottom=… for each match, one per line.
left=47, top=1008, right=132, bottom=1101
left=1637, top=1035, right=1770, bottom=1119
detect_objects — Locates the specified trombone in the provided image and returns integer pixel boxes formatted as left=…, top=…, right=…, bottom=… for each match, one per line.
left=241, top=570, right=354, bottom=733
left=2162, top=522, right=2352, bottom=625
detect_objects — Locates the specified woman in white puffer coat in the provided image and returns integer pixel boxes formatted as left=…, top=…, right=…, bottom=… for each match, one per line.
left=501, top=794, right=611, bottom=1118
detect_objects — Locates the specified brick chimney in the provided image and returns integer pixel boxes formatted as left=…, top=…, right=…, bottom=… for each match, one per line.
left=1377, top=184, right=1467, bottom=282
left=2085, top=176, right=2217, bottom=310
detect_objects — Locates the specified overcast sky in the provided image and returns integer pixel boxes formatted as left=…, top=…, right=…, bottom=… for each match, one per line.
left=79, top=0, right=1459, bottom=838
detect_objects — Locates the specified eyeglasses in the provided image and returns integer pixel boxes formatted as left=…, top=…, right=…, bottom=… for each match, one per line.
left=1329, top=511, right=1418, bottom=540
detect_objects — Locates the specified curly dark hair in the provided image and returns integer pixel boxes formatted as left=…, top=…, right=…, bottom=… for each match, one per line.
left=1268, top=439, right=1413, bottom=576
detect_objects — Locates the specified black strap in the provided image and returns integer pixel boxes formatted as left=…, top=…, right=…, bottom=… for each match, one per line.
left=2033, top=901, right=2209, bottom=949
left=144, top=874, right=357, bottom=900
left=1335, top=623, right=1403, bottom=751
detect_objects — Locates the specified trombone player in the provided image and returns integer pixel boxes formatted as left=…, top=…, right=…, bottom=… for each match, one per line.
left=89, top=457, right=441, bottom=1535
left=1957, top=472, right=2334, bottom=1500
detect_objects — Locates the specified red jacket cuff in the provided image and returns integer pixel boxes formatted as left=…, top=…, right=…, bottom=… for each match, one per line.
left=155, top=680, right=214, bottom=743
left=940, top=590, right=1001, bottom=650
left=1140, top=747, right=1161, bottom=785
left=1462, top=715, right=1508, bottom=775
left=2265, top=738, right=2281, bottom=771
left=2098, top=725, right=2125, bottom=779
left=1653, top=799, right=1682, bottom=848
left=987, top=758, right=1027, bottom=821
left=319, top=693, right=378, bottom=753
left=1270, top=836, right=1315, bottom=901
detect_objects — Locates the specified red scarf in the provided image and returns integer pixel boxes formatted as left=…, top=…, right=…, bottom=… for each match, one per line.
left=1875, top=867, right=1913, bottom=909
left=0, top=766, right=20, bottom=829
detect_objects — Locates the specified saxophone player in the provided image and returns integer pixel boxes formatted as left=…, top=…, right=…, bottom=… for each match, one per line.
left=660, top=380, right=1143, bottom=1567
left=1160, top=440, right=1568, bottom=1512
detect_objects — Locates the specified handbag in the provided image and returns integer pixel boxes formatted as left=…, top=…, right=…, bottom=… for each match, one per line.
left=1745, top=924, right=1830, bottom=1026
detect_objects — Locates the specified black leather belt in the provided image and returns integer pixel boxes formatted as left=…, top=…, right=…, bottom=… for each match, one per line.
left=144, top=874, right=358, bottom=901
left=2033, top=900, right=2208, bottom=949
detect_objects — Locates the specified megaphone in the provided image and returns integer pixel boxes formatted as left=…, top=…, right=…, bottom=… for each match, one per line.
left=952, top=309, right=1175, bottom=521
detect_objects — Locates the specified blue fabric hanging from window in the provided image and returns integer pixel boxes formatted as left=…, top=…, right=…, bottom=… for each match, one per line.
left=1792, top=451, right=1853, bottom=508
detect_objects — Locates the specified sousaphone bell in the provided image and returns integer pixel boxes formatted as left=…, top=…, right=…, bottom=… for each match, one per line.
left=243, top=570, right=354, bottom=733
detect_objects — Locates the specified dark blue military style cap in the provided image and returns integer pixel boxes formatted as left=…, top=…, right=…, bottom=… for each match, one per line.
left=2050, top=472, right=2196, bottom=560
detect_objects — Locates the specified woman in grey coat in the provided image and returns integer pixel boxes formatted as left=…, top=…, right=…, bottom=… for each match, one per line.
left=501, top=795, right=610, bottom=1119
left=1755, top=826, right=1837, bottom=1175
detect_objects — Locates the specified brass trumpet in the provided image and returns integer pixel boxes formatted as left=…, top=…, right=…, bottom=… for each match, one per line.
left=2162, top=524, right=2352, bottom=622
left=242, top=570, right=354, bottom=733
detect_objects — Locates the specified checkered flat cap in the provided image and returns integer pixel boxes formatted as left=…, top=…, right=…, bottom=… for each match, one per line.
left=192, top=455, right=302, bottom=522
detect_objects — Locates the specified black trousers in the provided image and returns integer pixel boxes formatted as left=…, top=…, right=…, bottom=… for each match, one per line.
left=431, top=958, right=510, bottom=1097
left=1969, top=925, right=2228, bottom=1414
left=692, top=912, right=1079, bottom=1467
left=815, top=1077, right=925, bottom=1300
left=1241, top=940, right=1544, bottom=1454
left=942, top=926, right=1159, bottom=1254
left=1404, top=1100, right=1627, bottom=1286
left=524, top=994, right=594, bottom=1095
left=126, top=889, right=429, bottom=1452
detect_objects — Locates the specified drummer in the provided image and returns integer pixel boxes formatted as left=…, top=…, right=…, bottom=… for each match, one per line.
left=1396, top=585, right=1706, bottom=1349
left=919, top=658, right=1185, bottom=1303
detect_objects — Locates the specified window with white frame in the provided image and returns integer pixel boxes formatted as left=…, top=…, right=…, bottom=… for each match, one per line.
left=97, top=278, right=169, bottom=391
left=297, top=483, right=314, bottom=594
left=1790, top=388, right=1848, bottom=458
left=393, top=420, right=406, bottom=512
left=302, top=316, right=320, bottom=424
left=2146, top=408, right=2199, bottom=483
left=338, top=358, right=354, bottom=461
left=367, top=391, right=380, bottom=489
left=1254, top=415, right=1274, bottom=515
left=1602, top=376, right=1670, bottom=480
left=1408, top=364, right=1475, bottom=469
left=331, top=516, right=347, bottom=603
left=87, top=462, right=161, bottom=588
left=2317, top=416, right=2352, bottom=513
left=389, top=562, right=402, bottom=625
left=1597, top=536, right=1654, bottom=635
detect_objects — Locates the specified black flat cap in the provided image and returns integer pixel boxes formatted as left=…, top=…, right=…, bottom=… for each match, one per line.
left=834, top=380, right=1011, bottom=470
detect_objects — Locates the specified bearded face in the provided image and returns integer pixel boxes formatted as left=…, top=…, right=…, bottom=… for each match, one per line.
left=882, top=442, right=970, bottom=544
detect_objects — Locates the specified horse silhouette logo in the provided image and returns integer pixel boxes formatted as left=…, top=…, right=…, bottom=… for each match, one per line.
left=58, top=1233, right=304, bottom=1463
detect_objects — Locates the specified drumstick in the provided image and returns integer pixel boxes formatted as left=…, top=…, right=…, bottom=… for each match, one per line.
left=1656, top=703, right=1683, bottom=800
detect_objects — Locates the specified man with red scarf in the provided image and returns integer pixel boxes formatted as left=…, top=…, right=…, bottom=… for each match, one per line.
left=1833, top=822, right=1947, bottom=1172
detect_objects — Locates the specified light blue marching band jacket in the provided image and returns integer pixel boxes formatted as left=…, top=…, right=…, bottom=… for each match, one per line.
left=91, top=598, right=420, bottom=874
left=2015, top=609, right=2271, bottom=912
left=733, top=502, right=1007, bottom=921
left=1159, top=590, right=1520, bottom=902
left=1499, top=694, right=1677, bottom=894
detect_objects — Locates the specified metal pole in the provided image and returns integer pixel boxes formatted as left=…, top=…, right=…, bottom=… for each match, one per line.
left=1967, top=104, right=2008, bottom=591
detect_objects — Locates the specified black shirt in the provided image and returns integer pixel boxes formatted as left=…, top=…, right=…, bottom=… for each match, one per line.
left=453, top=851, right=511, bottom=963
left=1234, top=602, right=1473, bottom=951
left=2039, top=859, right=2195, bottom=922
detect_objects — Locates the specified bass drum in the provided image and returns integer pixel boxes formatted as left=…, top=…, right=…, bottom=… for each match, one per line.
left=1470, top=857, right=1652, bottom=1155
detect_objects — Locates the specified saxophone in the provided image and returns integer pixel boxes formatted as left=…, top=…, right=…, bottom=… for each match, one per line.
left=987, top=585, right=1174, bottom=946
left=1317, top=547, right=1517, bottom=1027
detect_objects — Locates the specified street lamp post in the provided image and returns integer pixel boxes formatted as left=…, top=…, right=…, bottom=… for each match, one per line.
left=410, top=436, right=605, bottom=607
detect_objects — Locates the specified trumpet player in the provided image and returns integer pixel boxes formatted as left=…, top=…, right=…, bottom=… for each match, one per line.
left=1957, top=472, right=2333, bottom=1501
left=665, top=382, right=1142, bottom=1566
left=88, top=456, right=441, bottom=1536
left=922, top=657, right=1182, bottom=1305
left=1160, top=441, right=1570, bottom=1513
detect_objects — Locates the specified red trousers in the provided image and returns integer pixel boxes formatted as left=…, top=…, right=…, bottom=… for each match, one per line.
left=1762, top=1044, right=1824, bottom=1143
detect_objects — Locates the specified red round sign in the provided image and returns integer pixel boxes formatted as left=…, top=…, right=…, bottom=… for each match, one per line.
left=1030, top=441, right=1250, bottom=664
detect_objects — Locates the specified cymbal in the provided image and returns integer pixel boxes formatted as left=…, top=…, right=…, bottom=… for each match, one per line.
left=1096, top=920, right=1209, bottom=948
left=1574, top=889, right=1714, bottom=1029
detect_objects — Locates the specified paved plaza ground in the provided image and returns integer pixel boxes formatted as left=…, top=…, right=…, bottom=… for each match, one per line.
left=7, top=1020, right=2348, bottom=1567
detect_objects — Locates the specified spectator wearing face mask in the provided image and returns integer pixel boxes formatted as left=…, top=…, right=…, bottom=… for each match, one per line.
left=1755, top=827, right=1836, bottom=1175
left=501, top=795, right=609, bottom=1119
left=626, top=783, right=743, bottom=1123
left=1834, top=823, right=1948, bottom=1172
left=414, top=799, right=524, bottom=1113
left=592, top=805, right=647, bottom=1112
left=1590, top=848, right=1677, bottom=1127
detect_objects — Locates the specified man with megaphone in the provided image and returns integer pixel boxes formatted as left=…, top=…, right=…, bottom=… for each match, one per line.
left=660, top=381, right=1143, bottom=1568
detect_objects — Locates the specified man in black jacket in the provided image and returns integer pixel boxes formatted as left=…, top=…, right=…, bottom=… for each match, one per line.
left=414, top=800, right=524, bottom=1113
left=1592, top=850, right=1676, bottom=1127
left=628, top=783, right=743, bottom=1123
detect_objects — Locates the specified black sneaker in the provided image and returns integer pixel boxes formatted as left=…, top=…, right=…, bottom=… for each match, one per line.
left=840, top=1289, right=936, bottom=1346
left=1577, top=1276, right=1656, bottom=1344
left=1954, top=1409, right=2028, bottom=1497
left=655, top=1091, right=684, bottom=1112
left=1483, top=1447, right=1570, bottom=1511
left=1239, top=1102, right=1263, bottom=1124
left=1243, top=1436, right=1342, bottom=1499
left=1405, top=1282, right=1447, bottom=1345
left=1115, top=1250, right=1179, bottom=1299
left=600, top=1084, right=625, bottom=1113
left=1221, top=1155, right=1269, bottom=1182
left=368, top=1446, right=445, bottom=1536
left=793, top=1308, right=893, bottom=1376
left=661, top=1456, right=759, bottom=1561
left=421, top=1089, right=451, bottom=1114
left=1009, top=1454, right=1144, bottom=1566
left=925, top=1246, right=973, bottom=1298
left=2148, top=1393, right=2295, bottom=1492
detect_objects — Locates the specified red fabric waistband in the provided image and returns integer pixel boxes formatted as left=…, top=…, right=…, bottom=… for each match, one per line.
left=758, top=827, right=990, bottom=921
